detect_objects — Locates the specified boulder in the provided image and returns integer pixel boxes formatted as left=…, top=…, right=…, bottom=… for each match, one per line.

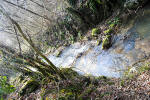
left=91, top=28, right=101, bottom=36
left=102, top=35, right=112, bottom=50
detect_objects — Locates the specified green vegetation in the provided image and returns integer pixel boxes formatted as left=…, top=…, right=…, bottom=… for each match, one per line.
left=91, top=28, right=101, bottom=36
left=102, top=35, right=112, bottom=49
left=104, top=17, right=120, bottom=34
left=39, top=69, right=117, bottom=100
left=0, top=76, right=15, bottom=99
left=0, top=0, right=150, bottom=99
left=103, top=28, right=113, bottom=34
left=107, top=17, right=120, bottom=27
left=123, top=62, right=150, bottom=80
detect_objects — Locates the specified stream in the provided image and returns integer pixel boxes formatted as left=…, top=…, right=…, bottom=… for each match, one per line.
left=48, top=9, right=150, bottom=78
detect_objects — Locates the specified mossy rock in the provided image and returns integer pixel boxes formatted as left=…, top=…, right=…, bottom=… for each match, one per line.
left=91, top=28, right=101, bottom=36
left=103, top=28, right=113, bottom=34
left=20, top=80, right=39, bottom=96
left=102, top=35, right=112, bottom=50
left=97, top=40, right=102, bottom=45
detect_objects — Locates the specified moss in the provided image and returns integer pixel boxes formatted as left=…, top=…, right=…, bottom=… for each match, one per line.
left=123, top=62, right=150, bottom=79
left=97, top=76, right=107, bottom=80
left=59, top=87, right=78, bottom=100
left=138, top=63, right=150, bottom=73
left=92, top=28, right=101, bottom=36
left=102, top=35, right=112, bottom=50
left=97, top=40, right=102, bottom=45
left=96, top=76, right=112, bottom=84
left=78, top=84, right=96, bottom=100
left=103, top=28, right=113, bottom=34
left=58, top=92, right=75, bottom=100
left=107, top=81, right=115, bottom=85
left=120, top=80, right=125, bottom=86
left=66, top=92, right=75, bottom=100
left=58, top=97, right=66, bottom=100
left=69, top=35, right=75, bottom=44
left=20, top=80, right=39, bottom=96
left=109, top=23, right=115, bottom=28
left=99, top=92, right=112, bottom=98
left=61, top=68, right=79, bottom=79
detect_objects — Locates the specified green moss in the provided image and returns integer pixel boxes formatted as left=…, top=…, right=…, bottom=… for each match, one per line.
left=58, top=92, right=75, bottom=100
left=96, top=0, right=102, bottom=4
left=120, top=80, right=125, bottom=86
left=138, top=63, right=150, bottom=73
left=61, top=68, right=79, bottom=79
left=58, top=97, right=66, bottom=100
left=78, top=84, right=96, bottom=100
left=97, top=76, right=107, bottom=80
left=69, top=35, right=75, bottom=44
left=97, top=40, right=102, bottom=45
left=107, top=81, right=115, bottom=85
left=102, top=35, right=112, bottom=50
left=0, top=76, right=15, bottom=96
left=99, top=92, right=112, bottom=98
left=109, top=23, right=115, bottom=28
left=66, top=92, right=75, bottom=100
left=103, top=29, right=113, bottom=34
left=123, top=62, right=150, bottom=79
left=92, top=28, right=100, bottom=36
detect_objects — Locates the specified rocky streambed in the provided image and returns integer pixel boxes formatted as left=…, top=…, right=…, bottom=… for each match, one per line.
left=48, top=7, right=150, bottom=78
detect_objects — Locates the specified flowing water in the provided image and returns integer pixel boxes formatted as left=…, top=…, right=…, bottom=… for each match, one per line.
left=48, top=9, right=150, bottom=78
left=1, top=0, right=150, bottom=78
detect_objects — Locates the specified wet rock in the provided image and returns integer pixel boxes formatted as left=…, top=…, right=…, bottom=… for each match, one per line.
left=103, top=29, right=113, bottom=35
left=102, top=35, right=112, bottom=50
left=135, top=39, right=150, bottom=55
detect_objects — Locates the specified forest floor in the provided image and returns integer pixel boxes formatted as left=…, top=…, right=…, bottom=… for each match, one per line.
left=8, top=58, right=150, bottom=100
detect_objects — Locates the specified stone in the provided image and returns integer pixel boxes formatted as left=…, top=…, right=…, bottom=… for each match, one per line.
left=102, top=35, right=112, bottom=50
left=91, top=28, right=101, bottom=36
